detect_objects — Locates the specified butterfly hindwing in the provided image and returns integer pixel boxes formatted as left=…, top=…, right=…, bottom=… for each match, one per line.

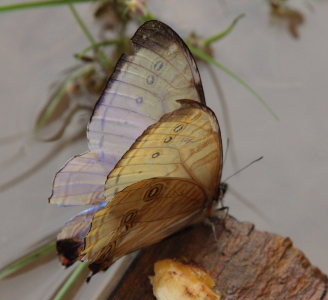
left=49, top=152, right=117, bottom=206
left=84, top=177, right=207, bottom=272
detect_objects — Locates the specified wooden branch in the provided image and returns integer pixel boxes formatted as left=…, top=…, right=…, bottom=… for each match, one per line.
left=110, top=216, right=328, bottom=299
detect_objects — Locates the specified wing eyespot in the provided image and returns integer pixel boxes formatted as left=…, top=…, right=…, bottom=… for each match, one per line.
left=174, top=124, right=184, bottom=132
left=143, top=183, right=164, bottom=202
left=164, top=136, right=172, bottom=143
left=152, top=152, right=160, bottom=158
left=135, top=96, right=143, bottom=104
left=98, top=241, right=116, bottom=259
left=146, top=74, right=155, bottom=85
left=167, top=43, right=178, bottom=56
left=154, top=60, right=164, bottom=71
left=121, top=209, right=138, bottom=232
left=123, top=210, right=138, bottom=224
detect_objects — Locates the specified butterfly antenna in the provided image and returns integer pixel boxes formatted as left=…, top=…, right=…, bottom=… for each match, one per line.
left=223, top=156, right=263, bottom=182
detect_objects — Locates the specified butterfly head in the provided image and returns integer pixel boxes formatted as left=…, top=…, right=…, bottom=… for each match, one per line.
left=218, top=182, right=228, bottom=204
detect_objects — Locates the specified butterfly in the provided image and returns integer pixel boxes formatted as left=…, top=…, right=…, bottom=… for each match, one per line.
left=49, top=20, right=223, bottom=275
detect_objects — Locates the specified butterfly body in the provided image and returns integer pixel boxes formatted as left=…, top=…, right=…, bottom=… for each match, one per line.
left=50, top=21, right=223, bottom=275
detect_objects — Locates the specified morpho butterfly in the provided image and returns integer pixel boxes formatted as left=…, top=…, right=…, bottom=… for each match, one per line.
left=49, top=20, right=223, bottom=275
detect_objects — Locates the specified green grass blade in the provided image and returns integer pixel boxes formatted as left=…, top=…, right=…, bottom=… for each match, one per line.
left=53, top=261, right=89, bottom=300
left=203, top=14, right=245, bottom=46
left=68, top=3, right=111, bottom=68
left=0, top=0, right=95, bottom=13
left=188, top=44, right=279, bottom=120
left=0, top=241, right=56, bottom=280
left=68, top=3, right=96, bottom=46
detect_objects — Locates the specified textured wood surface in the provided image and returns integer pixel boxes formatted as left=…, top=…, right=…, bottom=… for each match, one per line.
left=110, top=216, right=328, bottom=299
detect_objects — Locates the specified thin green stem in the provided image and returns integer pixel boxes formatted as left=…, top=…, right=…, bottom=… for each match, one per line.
left=0, top=241, right=56, bottom=279
left=53, top=262, right=89, bottom=300
left=203, top=14, right=245, bottom=46
left=188, top=44, right=279, bottom=120
left=68, top=4, right=111, bottom=68
left=68, top=3, right=96, bottom=45
left=0, top=0, right=95, bottom=13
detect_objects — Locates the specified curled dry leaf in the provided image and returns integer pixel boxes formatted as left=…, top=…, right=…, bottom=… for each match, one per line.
left=270, top=0, right=305, bottom=39
left=150, top=259, right=222, bottom=300
left=34, top=64, right=106, bottom=141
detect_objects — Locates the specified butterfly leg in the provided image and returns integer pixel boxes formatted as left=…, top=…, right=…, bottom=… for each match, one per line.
left=216, top=205, right=229, bottom=219
left=204, top=217, right=220, bottom=242
left=212, top=205, right=232, bottom=234
left=204, top=205, right=229, bottom=243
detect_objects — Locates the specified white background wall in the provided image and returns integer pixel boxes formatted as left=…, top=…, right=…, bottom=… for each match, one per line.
left=0, top=0, right=327, bottom=298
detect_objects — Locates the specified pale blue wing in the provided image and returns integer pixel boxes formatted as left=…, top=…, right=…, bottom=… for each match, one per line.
left=50, top=21, right=205, bottom=207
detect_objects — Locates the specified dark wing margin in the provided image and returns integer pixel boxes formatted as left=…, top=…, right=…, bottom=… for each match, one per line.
left=132, top=20, right=205, bottom=104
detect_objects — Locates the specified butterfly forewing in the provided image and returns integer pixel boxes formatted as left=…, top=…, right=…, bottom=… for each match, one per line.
left=50, top=20, right=205, bottom=207
left=87, top=21, right=205, bottom=159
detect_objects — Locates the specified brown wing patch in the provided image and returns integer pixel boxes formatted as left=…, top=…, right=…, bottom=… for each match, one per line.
left=82, top=177, right=208, bottom=272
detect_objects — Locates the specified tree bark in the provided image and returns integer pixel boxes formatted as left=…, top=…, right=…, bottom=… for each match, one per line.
left=110, top=216, right=328, bottom=299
